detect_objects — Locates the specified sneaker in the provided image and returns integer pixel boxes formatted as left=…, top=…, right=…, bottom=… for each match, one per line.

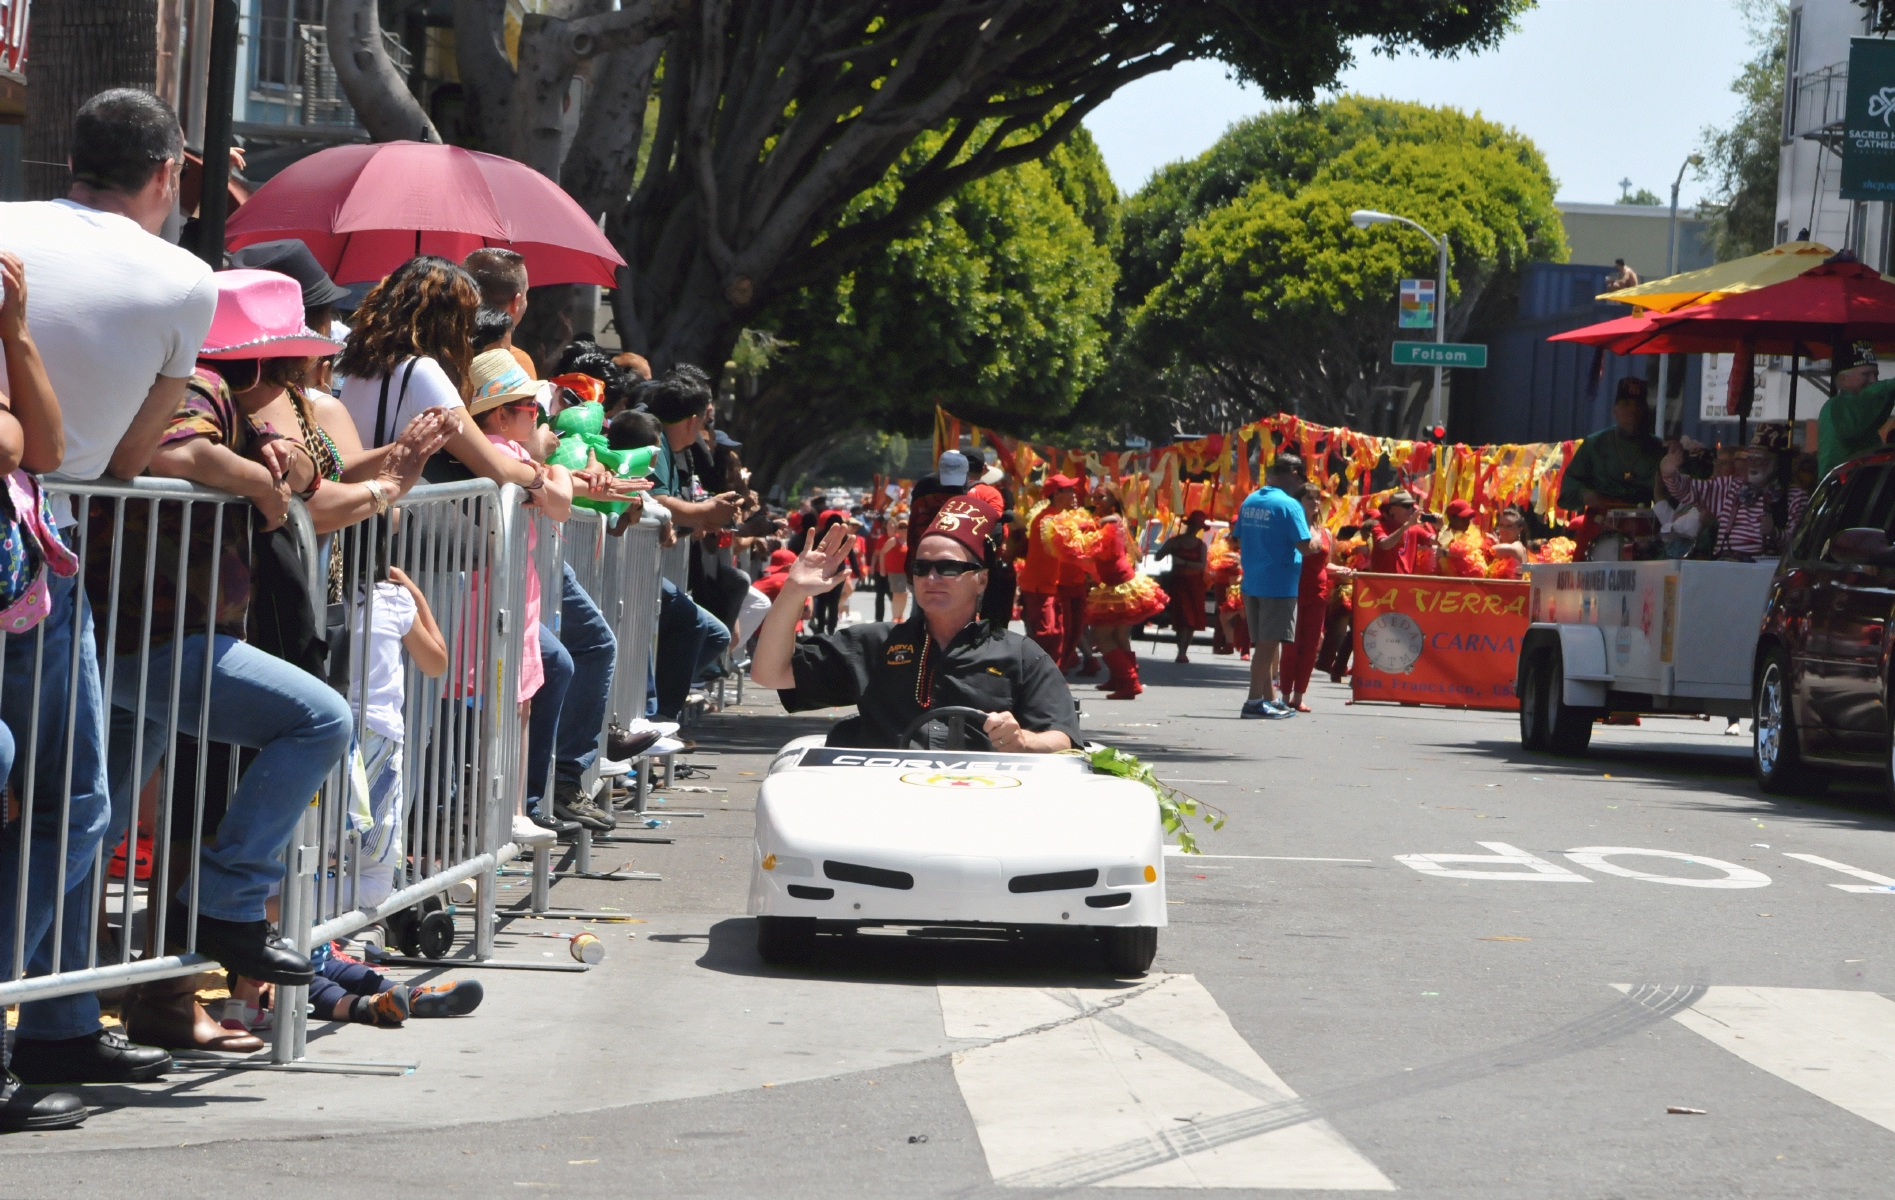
left=553, top=789, right=615, bottom=832
left=621, top=718, right=681, bottom=738
left=511, top=813, right=556, bottom=847
left=350, top=987, right=410, bottom=1027
left=597, top=756, right=634, bottom=778
left=1240, top=698, right=1295, bottom=720
left=409, top=978, right=485, bottom=1018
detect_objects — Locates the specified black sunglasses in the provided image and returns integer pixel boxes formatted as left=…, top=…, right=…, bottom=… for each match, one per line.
left=910, top=558, right=983, bottom=579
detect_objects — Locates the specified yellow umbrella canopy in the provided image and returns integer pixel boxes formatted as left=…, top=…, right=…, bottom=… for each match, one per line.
left=1598, top=240, right=1838, bottom=312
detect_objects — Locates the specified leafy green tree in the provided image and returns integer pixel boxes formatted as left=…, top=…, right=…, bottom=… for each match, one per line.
left=1104, top=97, right=1566, bottom=439
left=329, top=2, right=1527, bottom=378
left=1616, top=188, right=1664, bottom=206
left=731, top=128, right=1121, bottom=494
left=1699, top=1, right=1787, bottom=261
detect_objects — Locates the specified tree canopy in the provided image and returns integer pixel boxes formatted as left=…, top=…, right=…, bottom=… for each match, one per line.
left=1698, top=1, right=1786, bottom=261
left=326, top=1, right=1529, bottom=375
left=733, top=128, right=1121, bottom=493
left=1103, top=96, right=1566, bottom=439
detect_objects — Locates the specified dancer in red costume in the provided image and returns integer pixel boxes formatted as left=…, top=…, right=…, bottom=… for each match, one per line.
left=1206, top=527, right=1249, bottom=660
left=1082, top=491, right=1169, bottom=700
left=1017, top=474, right=1084, bottom=664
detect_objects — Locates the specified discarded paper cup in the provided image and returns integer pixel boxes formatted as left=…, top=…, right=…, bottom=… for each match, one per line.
left=570, top=932, right=605, bottom=964
left=448, top=879, right=477, bottom=906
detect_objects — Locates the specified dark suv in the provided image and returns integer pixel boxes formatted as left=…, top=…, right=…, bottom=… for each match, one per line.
left=1754, top=447, right=1895, bottom=796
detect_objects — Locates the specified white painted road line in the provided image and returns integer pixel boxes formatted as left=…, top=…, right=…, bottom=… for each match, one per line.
left=1624, top=985, right=1895, bottom=1134
left=939, top=975, right=1393, bottom=1190
left=1783, top=853, right=1895, bottom=892
left=1165, top=849, right=1373, bottom=863
left=1564, top=847, right=1771, bottom=889
left=1395, top=841, right=1590, bottom=881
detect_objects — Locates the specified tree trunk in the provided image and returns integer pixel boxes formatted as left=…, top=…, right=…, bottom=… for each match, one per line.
left=451, top=0, right=513, bottom=152
left=327, top=0, right=439, bottom=143
left=23, top=0, right=159, bottom=200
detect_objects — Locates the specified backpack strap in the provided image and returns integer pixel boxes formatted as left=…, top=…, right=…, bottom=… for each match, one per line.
left=374, top=358, right=424, bottom=448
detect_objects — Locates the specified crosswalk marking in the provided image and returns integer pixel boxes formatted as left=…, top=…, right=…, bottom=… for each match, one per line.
left=1784, top=852, right=1895, bottom=892
left=939, top=975, right=1394, bottom=1190
left=1622, top=984, right=1895, bottom=1132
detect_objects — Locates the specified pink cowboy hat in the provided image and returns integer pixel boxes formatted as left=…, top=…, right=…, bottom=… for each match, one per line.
left=198, top=268, right=344, bottom=359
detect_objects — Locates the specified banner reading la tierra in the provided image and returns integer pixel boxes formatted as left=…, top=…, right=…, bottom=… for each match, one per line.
left=1351, top=574, right=1530, bottom=711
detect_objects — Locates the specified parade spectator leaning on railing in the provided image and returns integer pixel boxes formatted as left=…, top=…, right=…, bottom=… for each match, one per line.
left=0, top=87, right=220, bottom=1119
left=642, top=367, right=734, bottom=722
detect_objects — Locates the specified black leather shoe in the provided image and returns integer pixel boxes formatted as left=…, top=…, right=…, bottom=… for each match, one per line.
left=9, top=1028, right=171, bottom=1086
left=0, top=1071, right=86, bottom=1132
left=192, top=913, right=315, bottom=985
left=530, top=810, right=581, bottom=836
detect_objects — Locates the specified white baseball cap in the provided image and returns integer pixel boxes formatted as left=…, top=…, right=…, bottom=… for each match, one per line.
left=938, top=449, right=969, bottom=487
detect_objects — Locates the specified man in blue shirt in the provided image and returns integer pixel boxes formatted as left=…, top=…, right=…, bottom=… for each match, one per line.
left=1236, top=454, right=1313, bottom=719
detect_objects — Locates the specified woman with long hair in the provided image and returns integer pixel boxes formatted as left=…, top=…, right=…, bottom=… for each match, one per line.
left=333, top=256, right=543, bottom=490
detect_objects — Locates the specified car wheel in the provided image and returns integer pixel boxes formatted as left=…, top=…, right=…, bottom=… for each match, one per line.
left=756, top=916, right=816, bottom=965
left=1519, top=648, right=1551, bottom=752
left=1100, top=926, right=1157, bottom=976
left=1541, top=643, right=1595, bottom=756
left=1754, top=649, right=1819, bottom=795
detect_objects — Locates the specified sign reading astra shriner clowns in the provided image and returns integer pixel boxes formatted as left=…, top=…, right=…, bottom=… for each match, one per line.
left=1350, top=574, right=1531, bottom=711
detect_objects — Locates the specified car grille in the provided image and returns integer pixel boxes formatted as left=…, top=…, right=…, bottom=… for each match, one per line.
left=823, top=860, right=914, bottom=890
left=1008, top=868, right=1100, bottom=894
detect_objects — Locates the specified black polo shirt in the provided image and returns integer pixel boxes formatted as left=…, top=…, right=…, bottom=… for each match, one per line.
left=780, top=614, right=1082, bottom=750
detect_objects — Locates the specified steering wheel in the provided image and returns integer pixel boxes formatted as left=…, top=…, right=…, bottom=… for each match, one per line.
left=897, top=706, right=993, bottom=751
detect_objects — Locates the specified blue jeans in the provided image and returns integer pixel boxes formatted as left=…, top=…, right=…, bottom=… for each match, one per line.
left=655, top=577, right=729, bottom=720
left=106, top=633, right=353, bottom=925
left=525, top=566, right=616, bottom=811
left=0, top=572, right=111, bottom=1043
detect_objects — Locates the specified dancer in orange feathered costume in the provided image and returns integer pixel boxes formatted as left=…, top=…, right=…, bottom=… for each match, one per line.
left=1445, top=504, right=1575, bottom=579
left=1207, top=529, right=1249, bottom=660
left=1018, top=474, right=1095, bottom=672
left=1083, top=491, right=1168, bottom=699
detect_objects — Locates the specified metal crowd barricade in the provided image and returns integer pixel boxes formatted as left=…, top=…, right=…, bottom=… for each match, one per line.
left=3, top=477, right=252, bottom=1011
left=3, top=472, right=670, bottom=1061
left=272, top=479, right=525, bottom=1065
left=521, top=502, right=670, bottom=908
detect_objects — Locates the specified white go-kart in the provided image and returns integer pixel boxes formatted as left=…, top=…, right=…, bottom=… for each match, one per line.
left=747, top=707, right=1166, bottom=975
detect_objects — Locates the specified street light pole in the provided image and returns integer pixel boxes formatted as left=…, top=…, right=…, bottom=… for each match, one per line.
left=1657, top=152, right=1705, bottom=440
left=1352, top=209, right=1451, bottom=435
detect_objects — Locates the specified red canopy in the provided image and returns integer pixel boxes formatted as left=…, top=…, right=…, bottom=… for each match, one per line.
left=226, top=141, right=625, bottom=288
left=1549, top=260, right=1895, bottom=358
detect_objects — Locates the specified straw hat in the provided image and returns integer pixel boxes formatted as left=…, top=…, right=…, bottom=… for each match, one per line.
left=198, top=269, right=344, bottom=359
left=468, top=348, right=541, bottom=415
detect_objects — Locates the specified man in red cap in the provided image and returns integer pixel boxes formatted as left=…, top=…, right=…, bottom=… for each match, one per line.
left=751, top=496, right=1080, bottom=751
left=1018, top=474, right=1084, bottom=665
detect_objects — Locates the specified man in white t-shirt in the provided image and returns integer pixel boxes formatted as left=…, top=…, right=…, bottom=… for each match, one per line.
left=0, top=89, right=213, bottom=1115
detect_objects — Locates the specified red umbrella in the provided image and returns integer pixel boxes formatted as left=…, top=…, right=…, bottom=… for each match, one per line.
left=1549, top=260, right=1895, bottom=358
left=225, top=141, right=624, bottom=287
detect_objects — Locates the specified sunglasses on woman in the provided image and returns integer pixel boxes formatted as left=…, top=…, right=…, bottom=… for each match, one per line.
left=909, top=558, right=983, bottom=578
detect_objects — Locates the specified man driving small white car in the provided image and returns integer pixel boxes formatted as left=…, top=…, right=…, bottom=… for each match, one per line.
left=750, top=495, right=1080, bottom=752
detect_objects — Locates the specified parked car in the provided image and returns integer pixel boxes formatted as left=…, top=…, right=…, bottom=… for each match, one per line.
left=1752, top=447, right=1895, bottom=797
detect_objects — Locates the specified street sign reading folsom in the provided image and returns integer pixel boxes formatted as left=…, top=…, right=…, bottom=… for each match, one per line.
left=1391, top=341, right=1487, bottom=368
left=1843, top=36, right=1895, bottom=200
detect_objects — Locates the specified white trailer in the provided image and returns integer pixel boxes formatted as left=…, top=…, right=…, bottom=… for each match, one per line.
left=1514, top=558, right=1779, bottom=753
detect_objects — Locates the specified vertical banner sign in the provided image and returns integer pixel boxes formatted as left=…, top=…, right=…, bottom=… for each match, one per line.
left=1399, top=278, right=1436, bottom=329
left=1842, top=36, right=1895, bottom=200
left=1351, top=574, right=1530, bottom=710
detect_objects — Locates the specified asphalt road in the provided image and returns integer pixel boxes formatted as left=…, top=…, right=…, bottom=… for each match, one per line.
left=8, top=632, right=1895, bottom=1198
